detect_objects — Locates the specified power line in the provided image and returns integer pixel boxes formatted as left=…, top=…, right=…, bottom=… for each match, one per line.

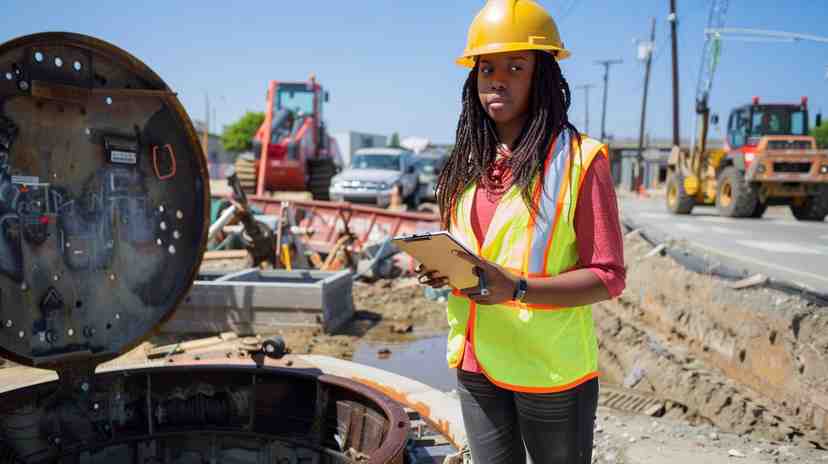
left=559, top=0, right=580, bottom=23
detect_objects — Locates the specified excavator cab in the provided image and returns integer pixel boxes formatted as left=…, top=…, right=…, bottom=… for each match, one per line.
left=236, top=78, right=338, bottom=199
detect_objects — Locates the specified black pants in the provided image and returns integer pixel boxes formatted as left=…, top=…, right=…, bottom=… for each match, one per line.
left=456, top=370, right=599, bottom=464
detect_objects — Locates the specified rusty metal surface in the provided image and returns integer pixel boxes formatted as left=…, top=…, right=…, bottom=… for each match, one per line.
left=300, top=355, right=467, bottom=452
left=218, top=195, right=440, bottom=254
left=0, top=33, right=209, bottom=369
left=0, top=356, right=409, bottom=463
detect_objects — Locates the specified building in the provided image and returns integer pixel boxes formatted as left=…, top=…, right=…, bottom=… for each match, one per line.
left=331, top=131, right=387, bottom=168
left=607, top=137, right=724, bottom=191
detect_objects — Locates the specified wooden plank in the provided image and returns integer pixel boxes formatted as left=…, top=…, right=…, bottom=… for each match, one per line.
left=203, top=250, right=249, bottom=261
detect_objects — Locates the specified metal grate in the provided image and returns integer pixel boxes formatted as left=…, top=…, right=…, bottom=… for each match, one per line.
left=598, top=384, right=667, bottom=416
left=767, top=140, right=811, bottom=150
left=773, top=162, right=812, bottom=174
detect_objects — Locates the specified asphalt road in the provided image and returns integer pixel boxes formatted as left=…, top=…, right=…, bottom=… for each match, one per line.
left=619, top=194, right=828, bottom=294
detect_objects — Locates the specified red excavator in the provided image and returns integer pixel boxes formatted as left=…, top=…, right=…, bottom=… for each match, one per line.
left=235, top=76, right=339, bottom=200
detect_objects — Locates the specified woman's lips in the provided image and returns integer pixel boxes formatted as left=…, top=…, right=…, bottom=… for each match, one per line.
left=487, top=97, right=508, bottom=111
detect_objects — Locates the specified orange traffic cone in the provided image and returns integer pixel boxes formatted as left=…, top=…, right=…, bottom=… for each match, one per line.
left=637, top=184, right=650, bottom=198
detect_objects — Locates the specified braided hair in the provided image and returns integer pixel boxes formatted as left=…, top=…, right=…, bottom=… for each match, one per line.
left=436, top=51, right=580, bottom=229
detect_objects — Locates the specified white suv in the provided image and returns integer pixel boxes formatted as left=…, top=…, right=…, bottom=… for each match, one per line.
left=329, top=148, right=420, bottom=207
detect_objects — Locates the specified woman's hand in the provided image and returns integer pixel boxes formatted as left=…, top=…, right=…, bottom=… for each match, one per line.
left=415, top=263, right=449, bottom=289
left=453, top=251, right=518, bottom=305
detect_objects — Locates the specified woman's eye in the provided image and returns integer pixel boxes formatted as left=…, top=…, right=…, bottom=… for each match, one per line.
left=510, top=65, right=522, bottom=72
left=481, top=67, right=493, bottom=75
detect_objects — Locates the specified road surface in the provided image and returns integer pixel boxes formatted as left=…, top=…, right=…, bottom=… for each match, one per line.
left=619, top=194, right=828, bottom=294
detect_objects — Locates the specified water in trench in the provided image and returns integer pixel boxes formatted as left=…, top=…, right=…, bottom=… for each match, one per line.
left=352, top=334, right=456, bottom=392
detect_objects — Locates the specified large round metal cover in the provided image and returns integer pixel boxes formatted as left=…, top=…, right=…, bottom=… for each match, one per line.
left=0, top=33, right=208, bottom=367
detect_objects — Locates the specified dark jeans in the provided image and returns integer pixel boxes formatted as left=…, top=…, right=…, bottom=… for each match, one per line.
left=456, top=370, right=599, bottom=464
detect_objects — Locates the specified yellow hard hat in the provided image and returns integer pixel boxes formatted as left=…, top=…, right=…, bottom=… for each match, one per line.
left=457, top=0, right=570, bottom=68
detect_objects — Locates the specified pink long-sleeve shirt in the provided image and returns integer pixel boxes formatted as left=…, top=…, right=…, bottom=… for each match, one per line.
left=460, top=151, right=626, bottom=374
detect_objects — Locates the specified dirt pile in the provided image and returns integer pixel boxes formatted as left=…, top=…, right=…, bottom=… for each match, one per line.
left=594, top=232, right=828, bottom=449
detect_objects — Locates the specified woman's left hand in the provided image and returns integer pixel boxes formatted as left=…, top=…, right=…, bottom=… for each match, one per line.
left=453, top=251, right=518, bottom=305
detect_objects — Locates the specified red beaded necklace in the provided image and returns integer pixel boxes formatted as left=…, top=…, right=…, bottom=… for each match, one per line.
left=481, top=144, right=513, bottom=200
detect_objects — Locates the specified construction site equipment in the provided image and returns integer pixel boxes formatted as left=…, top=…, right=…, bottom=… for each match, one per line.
left=223, top=194, right=441, bottom=256
left=456, top=0, right=570, bottom=67
left=666, top=0, right=828, bottom=220
left=0, top=32, right=422, bottom=464
left=167, top=268, right=355, bottom=335
left=234, top=77, right=339, bottom=200
left=0, top=32, right=209, bottom=370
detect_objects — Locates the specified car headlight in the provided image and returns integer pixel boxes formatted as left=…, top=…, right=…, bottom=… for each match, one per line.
left=821, top=165, right=828, bottom=174
left=378, top=182, right=389, bottom=190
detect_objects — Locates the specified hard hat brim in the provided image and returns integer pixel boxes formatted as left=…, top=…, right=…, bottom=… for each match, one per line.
left=456, top=43, right=571, bottom=68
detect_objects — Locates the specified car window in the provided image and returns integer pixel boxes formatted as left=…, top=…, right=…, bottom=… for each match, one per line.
left=351, top=153, right=402, bottom=171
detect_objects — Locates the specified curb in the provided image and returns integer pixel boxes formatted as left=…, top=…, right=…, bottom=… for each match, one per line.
left=621, top=214, right=828, bottom=306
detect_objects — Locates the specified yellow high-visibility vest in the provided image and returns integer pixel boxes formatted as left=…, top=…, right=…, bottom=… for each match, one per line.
left=447, top=132, right=607, bottom=392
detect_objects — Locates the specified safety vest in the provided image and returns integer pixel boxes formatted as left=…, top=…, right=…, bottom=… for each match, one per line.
left=447, top=131, right=608, bottom=392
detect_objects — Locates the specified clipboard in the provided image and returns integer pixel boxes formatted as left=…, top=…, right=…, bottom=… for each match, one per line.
left=392, top=231, right=480, bottom=289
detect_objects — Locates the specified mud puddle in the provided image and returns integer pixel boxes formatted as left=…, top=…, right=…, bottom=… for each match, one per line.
left=352, top=334, right=455, bottom=392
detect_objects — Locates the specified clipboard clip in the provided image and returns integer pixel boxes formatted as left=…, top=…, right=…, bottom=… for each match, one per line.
left=399, top=233, right=432, bottom=242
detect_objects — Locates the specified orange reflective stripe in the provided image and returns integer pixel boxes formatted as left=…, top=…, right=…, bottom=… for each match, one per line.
left=481, top=369, right=600, bottom=394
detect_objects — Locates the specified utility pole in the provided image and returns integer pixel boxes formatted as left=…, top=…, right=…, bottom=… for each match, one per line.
left=203, top=91, right=211, bottom=155
left=594, top=59, right=623, bottom=141
left=575, top=84, right=596, bottom=134
left=670, top=0, right=680, bottom=148
left=634, top=18, right=656, bottom=192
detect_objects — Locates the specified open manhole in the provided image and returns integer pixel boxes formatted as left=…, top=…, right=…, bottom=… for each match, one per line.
left=0, top=33, right=410, bottom=463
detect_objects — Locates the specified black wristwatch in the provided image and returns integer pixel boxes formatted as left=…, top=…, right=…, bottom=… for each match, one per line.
left=513, top=278, right=528, bottom=302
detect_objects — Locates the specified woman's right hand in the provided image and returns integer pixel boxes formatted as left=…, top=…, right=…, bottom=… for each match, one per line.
left=416, top=263, right=449, bottom=288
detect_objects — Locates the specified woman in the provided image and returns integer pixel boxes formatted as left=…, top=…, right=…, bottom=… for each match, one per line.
left=417, top=1, right=626, bottom=462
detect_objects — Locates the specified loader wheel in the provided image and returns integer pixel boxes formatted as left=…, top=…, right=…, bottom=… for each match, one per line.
left=234, top=155, right=258, bottom=195
left=666, top=173, right=694, bottom=215
left=716, top=167, right=758, bottom=218
left=790, top=189, right=828, bottom=221
left=307, top=157, right=336, bottom=201
left=750, top=201, right=768, bottom=219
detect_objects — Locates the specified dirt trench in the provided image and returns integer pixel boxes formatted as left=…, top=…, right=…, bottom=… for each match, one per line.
left=594, top=232, right=828, bottom=449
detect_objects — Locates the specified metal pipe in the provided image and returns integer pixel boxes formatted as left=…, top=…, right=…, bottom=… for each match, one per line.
left=208, top=204, right=237, bottom=243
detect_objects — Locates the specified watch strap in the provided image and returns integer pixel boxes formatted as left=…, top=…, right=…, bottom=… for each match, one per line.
left=513, top=278, right=528, bottom=302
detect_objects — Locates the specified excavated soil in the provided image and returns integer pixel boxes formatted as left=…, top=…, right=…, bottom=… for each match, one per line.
left=593, top=231, right=828, bottom=449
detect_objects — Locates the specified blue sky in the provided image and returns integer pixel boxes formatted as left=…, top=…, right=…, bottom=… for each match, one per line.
left=4, top=1, right=827, bottom=144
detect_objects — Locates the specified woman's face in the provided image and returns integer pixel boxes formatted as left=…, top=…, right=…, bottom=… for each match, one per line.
left=477, top=51, right=536, bottom=127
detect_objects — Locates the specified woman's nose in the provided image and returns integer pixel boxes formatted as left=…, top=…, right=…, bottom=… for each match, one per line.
left=489, top=79, right=506, bottom=91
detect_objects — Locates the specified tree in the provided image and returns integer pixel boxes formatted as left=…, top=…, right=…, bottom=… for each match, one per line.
left=222, top=112, right=265, bottom=152
left=811, top=122, right=828, bottom=149
left=388, top=132, right=401, bottom=148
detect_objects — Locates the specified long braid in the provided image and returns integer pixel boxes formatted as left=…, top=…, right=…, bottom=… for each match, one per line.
left=437, top=52, right=581, bottom=229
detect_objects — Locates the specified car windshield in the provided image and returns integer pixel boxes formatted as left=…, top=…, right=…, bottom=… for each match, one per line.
left=351, top=154, right=401, bottom=171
